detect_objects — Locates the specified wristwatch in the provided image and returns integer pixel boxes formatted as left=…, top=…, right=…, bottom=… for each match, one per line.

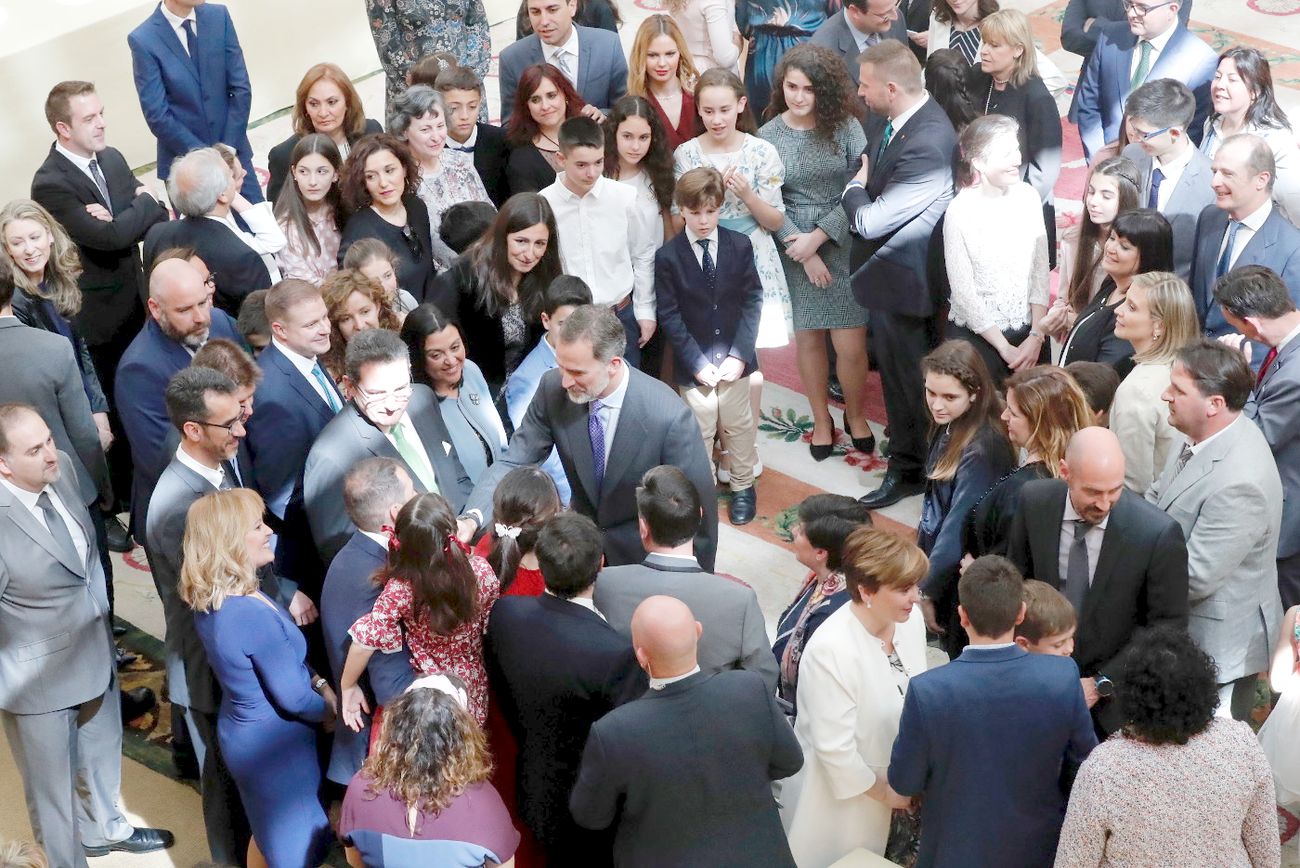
left=1093, top=675, right=1115, bottom=698
left=312, top=676, right=328, bottom=694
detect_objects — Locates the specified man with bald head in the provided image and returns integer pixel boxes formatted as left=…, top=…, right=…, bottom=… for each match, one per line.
left=116, top=256, right=242, bottom=534
left=1007, top=427, right=1189, bottom=733
left=570, top=596, right=802, bottom=867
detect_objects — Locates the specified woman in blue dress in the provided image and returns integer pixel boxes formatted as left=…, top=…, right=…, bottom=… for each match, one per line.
left=734, top=0, right=831, bottom=117
left=182, top=489, right=335, bottom=868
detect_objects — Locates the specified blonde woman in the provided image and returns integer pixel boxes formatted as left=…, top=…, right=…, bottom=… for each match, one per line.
left=1110, top=271, right=1201, bottom=495
left=627, top=15, right=703, bottom=151
left=182, top=489, right=334, bottom=868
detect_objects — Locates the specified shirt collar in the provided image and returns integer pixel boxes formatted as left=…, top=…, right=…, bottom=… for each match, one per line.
left=1188, top=413, right=1241, bottom=455
left=597, top=363, right=630, bottom=410
left=1236, top=198, right=1272, bottom=232
left=554, top=174, right=607, bottom=201
left=649, top=665, right=700, bottom=690
left=543, top=589, right=606, bottom=619
left=965, top=642, right=1018, bottom=651
left=175, top=444, right=226, bottom=490
left=0, top=478, right=51, bottom=514
left=1276, top=320, right=1300, bottom=352
left=159, top=2, right=196, bottom=30
left=545, top=26, right=580, bottom=61
left=453, top=124, right=480, bottom=150
left=1143, top=21, right=1177, bottom=53
left=272, top=337, right=320, bottom=375
left=1062, top=493, right=1111, bottom=530
left=1154, top=141, right=1195, bottom=173
left=685, top=226, right=720, bottom=249
left=890, top=92, right=929, bottom=131
left=843, top=9, right=872, bottom=48
left=359, top=529, right=392, bottom=551
left=55, top=142, right=97, bottom=173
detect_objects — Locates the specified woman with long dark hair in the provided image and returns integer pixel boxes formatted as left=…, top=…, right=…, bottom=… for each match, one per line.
left=429, top=193, right=559, bottom=392
left=504, top=64, right=586, bottom=194
left=274, top=134, right=344, bottom=285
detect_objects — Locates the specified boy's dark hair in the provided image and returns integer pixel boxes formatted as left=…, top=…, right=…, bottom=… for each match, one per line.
left=635, top=465, right=702, bottom=548
left=1016, top=579, right=1077, bottom=642
left=0, top=268, right=15, bottom=311
left=235, top=288, right=270, bottom=341
left=674, top=166, right=725, bottom=211
left=542, top=275, right=593, bottom=316
left=535, top=513, right=604, bottom=598
left=433, top=63, right=485, bottom=96
left=958, top=555, right=1026, bottom=638
left=1064, top=361, right=1120, bottom=415
left=439, top=201, right=497, bottom=254
left=558, top=116, right=604, bottom=153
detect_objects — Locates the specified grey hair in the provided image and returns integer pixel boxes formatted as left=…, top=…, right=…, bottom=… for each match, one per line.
left=1221, top=133, right=1277, bottom=191
left=556, top=304, right=627, bottom=363
left=167, top=148, right=230, bottom=217
left=344, top=326, right=410, bottom=382
left=344, top=457, right=411, bottom=531
left=387, top=85, right=446, bottom=140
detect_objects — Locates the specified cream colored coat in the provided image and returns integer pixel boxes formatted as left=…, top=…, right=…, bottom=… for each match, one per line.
left=780, top=604, right=929, bottom=867
left=1111, top=361, right=1184, bottom=496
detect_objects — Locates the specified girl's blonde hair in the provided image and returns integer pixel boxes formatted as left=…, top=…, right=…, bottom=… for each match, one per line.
left=0, top=199, right=83, bottom=317
left=0, top=839, right=48, bottom=868
left=180, top=489, right=266, bottom=613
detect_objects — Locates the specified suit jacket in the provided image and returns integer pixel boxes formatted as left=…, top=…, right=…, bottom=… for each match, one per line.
left=654, top=228, right=762, bottom=387
left=594, top=553, right=778, bottom=693
left=569, top=669, right=802, bottom=868
left=809, top=11, right=909, bottom=84
left=466, top=367, right=720, bottom=570
left=842, top=97, right=956, bottom=318
left=11, top=290, right=109, bottom=415
left=498, top=26, right=628, bottom=123
left=1006, top=481, right=1189, bottom=732
left=1191, top=204, right=1300, bottom=339
left=1122, top=143, right=1214, bottom=281
left=1146, top=417, right=1284, bottom=682
left=1072, top=21, right=1216, bottom=159
left=303, top=386, right=472, bottom=565
left=319, top=531, right=416, bottom=785
left=143, top=216, right=273, bottom=317
left=890, top=646, right=1098, bottom=868
left=265, top=119, right=383, bottom=204
left=0, top=319, right=109, bottom=508
left=127, top=2, right=259, bottom=199
left=465, top=122, right=511, bottom=208
left=115, top=312, right=242, bottom=533
left=1246, top=333, right=1300, bottom=559
left=1060, top=0, right=1192, bottom=58
left=30, top=144, right=169, bottom=347
left=0, top=452, right=113, bottom=715
left=484, top=594, right=645, bottom=851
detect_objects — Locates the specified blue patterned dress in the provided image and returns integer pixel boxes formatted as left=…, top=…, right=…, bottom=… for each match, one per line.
left=735, top=0, right=836, bottom=117
left=366, top=0, right=492, bottom=111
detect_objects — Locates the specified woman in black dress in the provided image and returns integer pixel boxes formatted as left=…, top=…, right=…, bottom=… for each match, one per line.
left=339, top=134, right=437, bottom=303
left=504, top=64, right=586, bottom=194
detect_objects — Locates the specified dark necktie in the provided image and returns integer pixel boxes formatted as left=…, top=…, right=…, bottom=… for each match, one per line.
left=1216, top=220, right=1242, bottom=280
left=37, top=490, right=79, bottom=568
left=1147, top=167, right=1164, bottom=210
left=876, top=120, right=895, bottom=165
left=588, top=398, right=607, bottom=494
left=698, top=238, right=716, bottom=292
left=88, top=159, right=113, bottom=215
left=1257, top=346, right=1279, bottom=388
left=181, top=18, right=198, bottom=64
left=1174, top=442, right=1194, bottom=475
left=1064, top=520, right=1092, bottom=613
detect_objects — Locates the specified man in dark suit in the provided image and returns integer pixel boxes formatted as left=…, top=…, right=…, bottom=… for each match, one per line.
left=0, top=406, right=173, bottom=867
left=319, top=458, right=417, bottom=787
left=890, top=556, right=1098, bottom=868
left=499, top=0, right=627, bottom=122
left=435, top=65, right=511, bottom=207
left=842, top=41, right=956, bottom=509
left=116, top=257, right=242, bottom=536
left=486, top=513, right=646, bottom=865
left=1071, top=0, right=1215, bottom=159
left=1007, top=427, right=1190, bottom=734
left=810, top=0, right=909, bottom=84
left=465, top=305, right=720, bottom=570
left=1190, top=134, right=1300, bottom=343
left=1060, top=0, right=1191, bottom=59
left=595, top=465, right=777, bottom=692
left=304, top=328, right=472, bottom=566
left=570, top=595, right=802, bottom=868
left=1121, top=79, right=1215, bottom=281
left=143, top=148, right=274, bottom=317
left=127, top=0, right=261, bottom=201
left=1217, top=266, right=1300, bottom=608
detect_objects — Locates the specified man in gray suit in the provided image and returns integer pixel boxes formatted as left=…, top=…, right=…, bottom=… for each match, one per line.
left=0, top=405, right=172, bottom=866
left=1121, top=79, right=1215, bottom=281
left=304, top=328, right=473, bottom=566
left=595, top=465, right=777, bottom=692
left=1215, top=265, right=1300, bottom=608
left=466, top=305, right=720, bottom=570
left=1147, top=339, right=1283, bottom=720
left=810, top=0, right=909, bottom=84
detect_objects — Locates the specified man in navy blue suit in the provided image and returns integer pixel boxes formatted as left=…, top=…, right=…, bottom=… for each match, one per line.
left=890, top=556, right=1098, bottom=868
left=116, top=256, right=241, bottom=535
left=1071, top=0, right=1215, bottom=159
left=127, top=0, right=261, bottom=201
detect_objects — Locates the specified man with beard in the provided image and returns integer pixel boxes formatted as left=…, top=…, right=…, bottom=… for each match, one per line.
left=465, top=305, right=719, bottom=570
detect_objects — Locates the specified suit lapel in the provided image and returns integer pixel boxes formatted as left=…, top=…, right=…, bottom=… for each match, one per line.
left=0, top=486, right=87, bottom=579
left=1240, top=209, right=1279, bottom=265
left=269, top=345, right=335, bottom=425
left=675, top=233, right=707, bottom=288
left=600, top=373, right=646, bottom=507
left=50, top=148, right=111, bottom=210
left=1259, top=335, right=1300, bottom=393
left=151, top=10, right=200, bottom=84
left=1038, top=488, right=1067, bottom=588
left=1157, top=426, right=1238, bottom=509
left=408, top=392, right=452, bottom=479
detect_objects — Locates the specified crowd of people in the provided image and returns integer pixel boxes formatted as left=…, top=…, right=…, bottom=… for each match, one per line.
left=1, top=0, right=1299, bottom=865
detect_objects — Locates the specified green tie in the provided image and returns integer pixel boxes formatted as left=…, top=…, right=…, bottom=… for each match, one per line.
left=390, top=422, right=439, bottom=494
left=876, top=120, right=895, bottom=165
left=1129, top=40, right=1153, bottom=91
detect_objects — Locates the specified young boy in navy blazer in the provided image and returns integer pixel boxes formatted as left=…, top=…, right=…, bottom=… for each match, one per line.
left=655, top=167, right=763, bottom=526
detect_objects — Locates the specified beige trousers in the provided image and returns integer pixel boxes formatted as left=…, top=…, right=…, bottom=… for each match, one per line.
left=680, top=375, right=758, bottom=491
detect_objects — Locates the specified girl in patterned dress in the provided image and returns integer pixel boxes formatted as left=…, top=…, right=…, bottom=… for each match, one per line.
left=274, top=134, right=344, bottom=286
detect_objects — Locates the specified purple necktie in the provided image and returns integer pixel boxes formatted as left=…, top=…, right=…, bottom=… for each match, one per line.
left=588, top=398, right=606, bottom=493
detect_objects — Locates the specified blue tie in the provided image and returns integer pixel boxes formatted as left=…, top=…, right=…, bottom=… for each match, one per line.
left=698, top=239, right=716, bottom=292
left=181, top=19, right=198, bottom=65
left=1147, top=168, right=1164, bottom=210
left=588, top=399, right=606, bottom=494
left=1215, top=220, right=1242, bottom=280
left=311, top=363, right=342, bottom=413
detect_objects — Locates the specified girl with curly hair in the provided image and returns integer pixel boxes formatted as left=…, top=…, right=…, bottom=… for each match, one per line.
left=605, top=96, right=677, bottom=245
left=626, top=15, right=702, bottom=152
left=317, top=268, right=405, bottom=381
left=758, top=44, right=873, bottom=463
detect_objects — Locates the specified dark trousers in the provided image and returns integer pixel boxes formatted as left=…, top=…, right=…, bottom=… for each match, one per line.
left=872, top=310, right=938, bottom=477
left=614, top=299, right=642, bottom=369
left=1280, top=551, right=1300, bottom=610
left=87, top=326, right=140, bottom=517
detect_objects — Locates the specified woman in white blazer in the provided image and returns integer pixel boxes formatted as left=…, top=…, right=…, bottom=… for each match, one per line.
left=1110, top=271, right=1201, bottom=495
left=781, top=527, right=930, bottom=866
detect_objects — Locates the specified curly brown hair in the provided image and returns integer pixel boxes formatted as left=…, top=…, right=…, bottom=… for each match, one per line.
left=318, top=268, right=403, bottom=379
left=362, top=685, right=492, bottom=823
left=766, top=43, right=860, bottom=146
left=338, top=134, right=420, bottom=219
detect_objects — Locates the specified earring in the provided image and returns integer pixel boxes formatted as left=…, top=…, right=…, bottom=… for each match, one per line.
left=865, top=597, right=872, bottom=609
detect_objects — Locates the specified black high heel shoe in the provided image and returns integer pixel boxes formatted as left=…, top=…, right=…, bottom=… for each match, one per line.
left=809, top=424, right=837, bottom=461
left=849, top=427, right=876, bottom=455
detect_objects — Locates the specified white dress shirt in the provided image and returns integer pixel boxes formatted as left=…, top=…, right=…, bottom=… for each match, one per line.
left=590, top=364, right=630, bottom=462
left=1129, top=22, right=1176, bottom=81
left=55, top=143, right=105, bottom=192
left=1185, top=413, right=1242, bottom=458
left=544, top=589, right=606, bottom=619
left=685, top=226, right=721, bottom=270
left=210, top=203, right=286, bottom=282
left=447, top=124, right=479, bottom=153
left=649, top=665, right=701, bottom=690
left=544, top=26, right=582, bottom=86
left=271, top=338, right=337, bottom=406
left=1151, top=142, right=1196, bottom=211
left=175, top=444, right=227, bottom=490
left=1276, top=320, right=1300, bottom=353
left=1220, top=199, right=1272, bottom=271
left=159, top=1, right=197, bottom=50
left=360, top=529, right=392, bottom=550
left=1057, top=494, right=1110, bottom=590
left=1, top=479, right=88, bottom=568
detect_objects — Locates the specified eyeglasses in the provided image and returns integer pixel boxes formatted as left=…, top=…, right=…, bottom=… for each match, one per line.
left=1132, top=124, right=1173, bottom=141
left=202, top=272, right=218, bottom=290
left=1122, top=0, right=1173, bottom=18
left=190, top=415, right=245, bottom=434
left=354, top=383, right=413, bottom=406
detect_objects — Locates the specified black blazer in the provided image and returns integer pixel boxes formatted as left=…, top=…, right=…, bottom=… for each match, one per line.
left=143, top=215, right=273, bottom=317
left=465, top=122, right=512, bottom=207
left=1059, top=278, right=1134, bottom=369
left=1006, top=481, right=1190, bottom=732
left=484, top=594, right=645, bottom=858
left=429, top=256, right=543, bottom=391
left=30, top=143, right=169, bottom=347
left=339, top=195, right=436, bottom=303
left=569, top=669, right=802, bottom=868
left=969, top=70, right=1061, bottom=203
left=654, top=228, right=762, bottom=387
left=266, top=119, right=383, bottom=204
left=843, top=97, right=957, bottom=318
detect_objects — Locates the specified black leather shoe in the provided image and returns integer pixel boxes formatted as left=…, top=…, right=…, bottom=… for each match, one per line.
left=729, top=487, right=757, bottom=525
left=112, top=623, right=127, bottom=637
left=858, top=473, right=925, bottom=510
left=103, top=512, right=134, bottom=553
left=120, top=686, right=156, bottom=723
left=115, top=647, right=138, bottom=668
left=84, top=827, right=175, bottom=857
